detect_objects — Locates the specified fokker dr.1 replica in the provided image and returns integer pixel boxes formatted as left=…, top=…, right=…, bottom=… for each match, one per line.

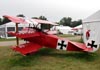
left=2, top=15, right=100, bottom=55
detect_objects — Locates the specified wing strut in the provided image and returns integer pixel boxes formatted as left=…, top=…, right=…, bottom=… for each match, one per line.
left=16, top=23, right=19, bottom=46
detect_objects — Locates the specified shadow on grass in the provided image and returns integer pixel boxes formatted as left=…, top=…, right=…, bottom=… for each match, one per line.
left=49, top=52, right=99, bottom=62
left=8, top=48, right=99, bottom=66
left=37, top=48, right=99, bottom=62
left=8, top=48, right=54, bottom=67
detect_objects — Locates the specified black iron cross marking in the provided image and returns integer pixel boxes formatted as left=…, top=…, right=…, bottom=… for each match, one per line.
left=58, top=40, right=66, bottom=49
left=87, top=40, right=97, bottom=48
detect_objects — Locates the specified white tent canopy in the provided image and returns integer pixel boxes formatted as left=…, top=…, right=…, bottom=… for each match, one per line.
left=82, top=10, right=100, bottom=52
left=0, top=22, right=31, bottom=38
left=51, top=25, right=73, bottom=34
left=72, top=25, right=83, bottom=35
left=4, top=22, right=29, bottom=27
left=74, top=25, right=82, bottom=29
left=56, top=26, right=72, bottom=29
left=83, top=10, right=100, bottom=23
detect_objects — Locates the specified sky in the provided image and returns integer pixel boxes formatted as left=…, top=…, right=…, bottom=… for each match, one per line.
left=0, top=0, right=100, bottom=22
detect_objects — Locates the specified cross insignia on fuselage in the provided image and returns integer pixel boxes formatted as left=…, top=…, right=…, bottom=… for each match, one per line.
left=56, top=39, right=68, bottom=50
left=87, top=40, right=97, bottom=48
left=57, top=40, right=67, bottom=50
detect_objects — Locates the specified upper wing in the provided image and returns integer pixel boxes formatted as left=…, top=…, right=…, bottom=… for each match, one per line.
left=3, top=15, right=58, bottom=25
left=3, top=15, right=27, bottom=24
left=33, top=19, right=58, bottom=25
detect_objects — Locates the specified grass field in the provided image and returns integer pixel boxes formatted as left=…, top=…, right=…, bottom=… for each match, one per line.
left=0, top=35, right=100, bottom=70
left=0, top=38, right=20, bottom=41
left=0, top=47, right=100, bottom=70
left=0, top=38, right=15, bottom=41
left=57, top=34, right=75, bottom=37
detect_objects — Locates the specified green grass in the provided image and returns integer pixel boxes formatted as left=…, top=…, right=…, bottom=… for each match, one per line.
left=0, top=38, right=16, bottom=41
left=0, top=35, right=100, bottom=70
left=58, top=34, right=83, bottom=43
left=0, top=47, right=100, bottom=70
left=0, top=38, right=22, bottom=41
left=72, top=38, right=84, bottom=43
left=57, top=34, right=75, bottom=37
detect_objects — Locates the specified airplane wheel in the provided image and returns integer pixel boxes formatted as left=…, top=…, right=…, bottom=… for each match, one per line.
left=25, top=53, right=32, bottom=56
left=25, top=52, right=35, bottom=56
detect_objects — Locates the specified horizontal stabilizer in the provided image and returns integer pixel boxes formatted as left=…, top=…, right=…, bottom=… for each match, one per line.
left=68, top=41, right=93, bottom=52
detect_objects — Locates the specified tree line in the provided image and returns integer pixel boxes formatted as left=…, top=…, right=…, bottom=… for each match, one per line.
left=32, top=15, right=82, bottom=27
left=0, top=14, right=82, bottom=27
left=59, top=17, right=82, bottom=27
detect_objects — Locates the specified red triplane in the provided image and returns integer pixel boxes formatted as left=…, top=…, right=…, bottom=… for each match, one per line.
left=2, top=15, right=98, bottom=55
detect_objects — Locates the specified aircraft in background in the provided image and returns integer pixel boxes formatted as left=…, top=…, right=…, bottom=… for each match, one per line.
left=1, top=15, right=99, bottom=55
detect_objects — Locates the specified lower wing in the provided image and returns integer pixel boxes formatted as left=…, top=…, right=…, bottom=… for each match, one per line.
left=11, top=42, right=43, bottom=55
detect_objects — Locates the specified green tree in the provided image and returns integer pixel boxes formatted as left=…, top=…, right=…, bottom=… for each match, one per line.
left=39, top=16, right=47, bottom=20
left=1, top=17, right=11, bottom=25
left=59, top=17, right=72, bottom=26
left=39, top=16, right=50, bottom=30
left=16, top=14, right=25, bottom=17
left=59, top=17, right=67, bottom=25
left=0, top=18, right=2, bottom=24
left=32, top=16, right=50, bottom=30
left=32, top=17, right=38, bottom=19
left=71, top=19, right=82, bottom=27
left=67, top=17, right=72, bottom=26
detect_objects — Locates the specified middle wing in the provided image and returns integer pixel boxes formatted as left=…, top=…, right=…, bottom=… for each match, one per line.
left=7, top=27, right=41, bottom=38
